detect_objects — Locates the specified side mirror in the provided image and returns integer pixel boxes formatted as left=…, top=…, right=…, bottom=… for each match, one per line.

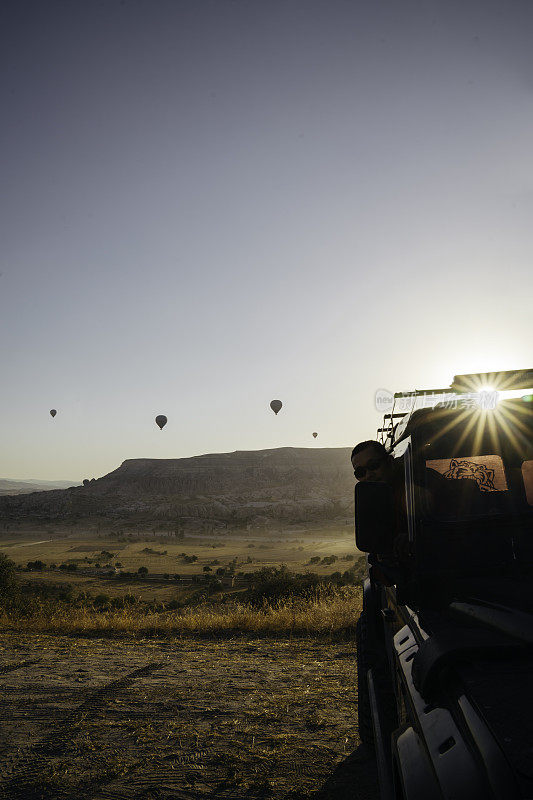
left=355, top=481, right=395, bottom=554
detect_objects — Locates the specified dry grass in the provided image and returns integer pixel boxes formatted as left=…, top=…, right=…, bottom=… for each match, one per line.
left=0, top=586, right=362, bottom=638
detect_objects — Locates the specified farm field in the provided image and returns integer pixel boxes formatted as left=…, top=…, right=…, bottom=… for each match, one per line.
left=0, top=522, right=362, bottom=603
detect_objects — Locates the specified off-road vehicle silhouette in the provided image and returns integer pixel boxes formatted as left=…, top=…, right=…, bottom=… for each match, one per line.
left=354, top=369, right=533, bottom=800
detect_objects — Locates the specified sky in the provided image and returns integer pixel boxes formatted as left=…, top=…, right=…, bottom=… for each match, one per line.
left=2, top=0, right=533, bottom=480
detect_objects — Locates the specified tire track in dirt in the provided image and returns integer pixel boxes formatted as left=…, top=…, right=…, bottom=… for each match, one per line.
left=89, top=760, right=215, bottom=800
left=0, top=635, right=375, bottom=800
left=0, top=661, right=165, bottom=798
left=0, top=658, right=42, bottom=674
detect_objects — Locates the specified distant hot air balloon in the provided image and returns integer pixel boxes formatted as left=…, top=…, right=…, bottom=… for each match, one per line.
left=312, top=432, right=318, bottom=438
left=155, top=415, right=167, bottom=430
left=50, top=409, right=57, bottom=418
left=270, top=400, right=282, bottom=415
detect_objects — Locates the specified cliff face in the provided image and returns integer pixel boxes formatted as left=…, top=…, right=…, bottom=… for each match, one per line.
left=0, top=447, right=354, bottom=527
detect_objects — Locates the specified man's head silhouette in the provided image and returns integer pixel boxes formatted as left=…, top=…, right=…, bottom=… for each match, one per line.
left=351, top=440, right=393, bottom=484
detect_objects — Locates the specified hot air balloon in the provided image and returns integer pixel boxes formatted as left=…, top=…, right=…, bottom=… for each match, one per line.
left=270, top=400, right=282, bottom=415
left=50, top=409, right=57, bottom=418
left=155, top=415, right=167, bottom=430
left=312, top=432, right=318, bottom=438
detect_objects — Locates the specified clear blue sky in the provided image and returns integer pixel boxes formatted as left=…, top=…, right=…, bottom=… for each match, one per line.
left=2, top=0, right=532, bottom=480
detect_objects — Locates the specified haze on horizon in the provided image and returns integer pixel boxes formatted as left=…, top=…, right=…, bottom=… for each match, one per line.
left=2, top=0, right=532, bottom=482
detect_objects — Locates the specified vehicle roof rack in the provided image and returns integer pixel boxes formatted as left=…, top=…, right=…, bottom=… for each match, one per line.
left=394, top=388, right=456, bottom=399
left=376, top=368, right=533, bottom=447
left=451, top=369, right=533, bottom=392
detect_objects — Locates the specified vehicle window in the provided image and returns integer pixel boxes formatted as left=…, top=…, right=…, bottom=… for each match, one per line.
left=426, top=455, right=507, bottom=492
left=422, top=455, right=509, bottom=519
left=522, top=461, right=533, bottom=506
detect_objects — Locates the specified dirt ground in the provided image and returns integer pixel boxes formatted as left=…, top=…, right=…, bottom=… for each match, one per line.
left=0, top=633, right=378, bottom=800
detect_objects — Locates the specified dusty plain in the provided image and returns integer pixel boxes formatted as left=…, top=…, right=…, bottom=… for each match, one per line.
left=0, top=523, right=377, bottom=800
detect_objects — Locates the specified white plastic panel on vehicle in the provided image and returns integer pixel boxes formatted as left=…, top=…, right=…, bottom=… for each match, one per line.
left=522, top=461, right=533, bottom=506
left=394, top=625, right=417, bottom=655
left=426, top=455, right=507, bottom=492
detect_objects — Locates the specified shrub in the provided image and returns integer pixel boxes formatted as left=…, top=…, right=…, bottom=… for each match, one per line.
left=0, top=554, right=17, bottom=595
left=27, top=560, right=46, bottom=571
left=242, top=566, right=325, bottom=606
left=93, top=593, right=111, bottom=608
left=137, top=566, right=148, bottom=576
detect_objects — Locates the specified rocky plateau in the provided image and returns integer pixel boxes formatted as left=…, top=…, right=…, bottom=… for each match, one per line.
left=0, top=447, right=354, bottom=528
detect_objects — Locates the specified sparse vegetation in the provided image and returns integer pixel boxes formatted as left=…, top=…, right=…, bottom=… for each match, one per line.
left=0, top=523, right=365, bottom=638
left=0, top=557, right=365, bottom=637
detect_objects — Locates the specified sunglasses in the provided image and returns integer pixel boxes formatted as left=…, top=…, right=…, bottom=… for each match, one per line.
left=353, top=457, right=385, bottom=480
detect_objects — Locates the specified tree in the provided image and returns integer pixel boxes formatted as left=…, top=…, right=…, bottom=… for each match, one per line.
left=138, top=566, right=148, bottom=576
left=0, top=554, right=16, bottom=595
left=203, top=566, right=212, bottom=573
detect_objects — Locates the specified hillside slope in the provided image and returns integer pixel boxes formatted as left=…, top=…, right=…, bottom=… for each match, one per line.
left=0, top=447, right=354, bottom=527
left=0, top=479, right=80, bottom=496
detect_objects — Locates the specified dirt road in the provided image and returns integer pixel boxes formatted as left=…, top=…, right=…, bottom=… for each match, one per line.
left=0, top=633, right=378, bottom=800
